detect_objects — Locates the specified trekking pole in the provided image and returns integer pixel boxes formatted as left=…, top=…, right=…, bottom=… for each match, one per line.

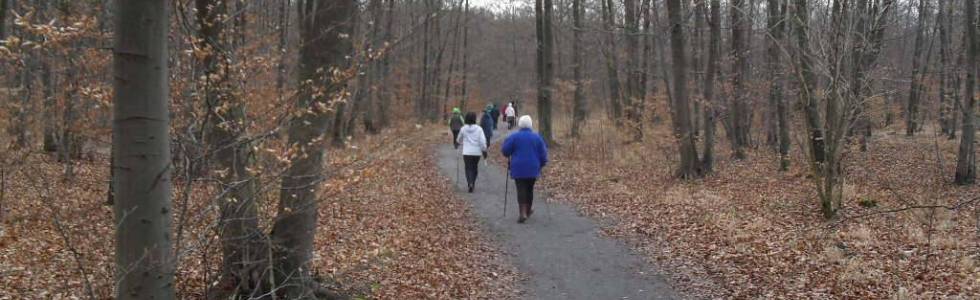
left=455, top=150, right=461, bottom=189
left=502, top=161, right=510, bottom=218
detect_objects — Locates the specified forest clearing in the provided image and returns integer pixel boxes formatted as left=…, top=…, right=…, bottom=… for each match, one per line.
left=0, top=0, right=979, bottom=299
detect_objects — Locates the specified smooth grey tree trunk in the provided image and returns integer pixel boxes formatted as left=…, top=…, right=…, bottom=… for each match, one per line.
left=270, top=1, right=354, bottom=297
left=666, top=0, right=700, bottom=178
left=570, top=0, right=586, bottom=138
left=0, top=0, right=8, bottom=40
left=623, top=0, right=643, bottom=140
left=601, top=0, right=624, bottom=125
left=536, top=0, right=555, bottom=144
left=906, top=0, right=930, bottom=136
left=768, top=0, right=789, bottom=170
left=701, top=0, right=721, bottom=173
left=729, top=0, right=749, bottom=159
left=956, top=0, right=977, bottom=185
left=194, top=0, right=264, bottom=296
left=112, top=0, right=175, bottom=298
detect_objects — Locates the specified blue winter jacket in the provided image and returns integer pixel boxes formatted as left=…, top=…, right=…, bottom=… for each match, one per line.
left=501, top=128, right=549, bottom=179
left=480, top=113, right=495, bottom=141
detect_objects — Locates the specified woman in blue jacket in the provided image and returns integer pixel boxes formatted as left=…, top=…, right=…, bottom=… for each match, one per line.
left=501, top=115, right=549, bottom=223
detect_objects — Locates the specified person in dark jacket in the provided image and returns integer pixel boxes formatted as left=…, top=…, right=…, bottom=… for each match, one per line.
left=481, top=105, right=495, bottom=142
left=501, top=115, right=549, bottom=223
left=449, top=107, right=464, bottom=148
left=490, top=103, right=501, bottom=130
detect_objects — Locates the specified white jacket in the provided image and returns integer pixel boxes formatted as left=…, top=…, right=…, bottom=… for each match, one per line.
left=504, top=106, right=516, bottom=118
left=457, top=125, right=488, bottom=156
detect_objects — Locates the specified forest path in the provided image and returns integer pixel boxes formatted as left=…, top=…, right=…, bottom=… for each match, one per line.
left=435, top=130, right=679, bottom=300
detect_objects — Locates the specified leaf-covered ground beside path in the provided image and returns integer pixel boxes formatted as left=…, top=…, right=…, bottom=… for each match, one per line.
left=0, top=126, right=519, bottom=299
left=540, top=124, right=980, bottom=299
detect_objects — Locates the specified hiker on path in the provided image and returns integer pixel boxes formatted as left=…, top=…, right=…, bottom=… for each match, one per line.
left=449, top=107, right=464, bottom=149
left=481, top=105, right=495, bottom=142
left=457, top=112, right=489, bottom=193
left=502, top=115, right=549, bottom=223
left=504, top=102, right=517, bottom=130
left=490, top=103, right=501, bottom=130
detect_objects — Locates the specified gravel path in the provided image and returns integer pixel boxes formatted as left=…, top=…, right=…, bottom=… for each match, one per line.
left=435, top=131, right=679, bottom=300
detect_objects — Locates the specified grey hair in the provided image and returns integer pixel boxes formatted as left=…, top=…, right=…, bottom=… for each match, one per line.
left=518, top=115, right=533, bottom=129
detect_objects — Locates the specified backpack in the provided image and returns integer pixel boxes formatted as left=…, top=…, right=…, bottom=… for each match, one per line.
left=449, top=115, right=464, bottom=131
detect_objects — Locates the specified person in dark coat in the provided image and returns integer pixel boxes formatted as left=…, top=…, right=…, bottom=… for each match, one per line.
left=490, top=103, right=501, bottom=130
left=481, top=105, right=495, bottom=142
left=501, top=115, right=549, bottom=223
left=449, top=107, right=464, bottom=148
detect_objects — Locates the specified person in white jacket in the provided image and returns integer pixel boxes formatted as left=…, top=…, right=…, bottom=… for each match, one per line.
left=457, top=112, right=488, bottom=193
left=504, top=102, right=517, bottom=130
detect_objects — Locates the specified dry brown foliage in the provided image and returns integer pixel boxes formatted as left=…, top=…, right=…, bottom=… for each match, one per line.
left=541, top=119, right=980, bottom=299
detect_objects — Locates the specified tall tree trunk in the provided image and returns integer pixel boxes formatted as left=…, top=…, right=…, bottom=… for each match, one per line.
left=956, top=0, right=977, bottom=185
left=378, top=0, right=395, bottom=128
left=730, top=0, right=749, bottom=159
left=195, top=0, right=264, bottom=296
left=938, top=0, right=955, bottom=138
left=112, top=0, right=175, bottom=298
left=624, top=0, right=643, bottom=140
left=0, top=0, right=8, bottom=40
left=702, top=0, right=721, bottom=173
left=460, top=0, right=470, bottom=108
left=666, top=0, right=700, bottom=178
left=906, top=0, right=930, bottom=136
left=536, top=0, right=555, bottom=143
left=602, top=0, right=625, bottom=125
left=768, top=0, right=789, bottom=170
left=571, top=0, right=587, bottom=138
left=276, top=0, right=289, bottom=105
left=795, top=0, right=824, bottom=165
left=270, top=1, right=354, bottom=297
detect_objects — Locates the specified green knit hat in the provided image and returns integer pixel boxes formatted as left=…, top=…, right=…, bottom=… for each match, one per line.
left=452, top=107, right=461, bottom=114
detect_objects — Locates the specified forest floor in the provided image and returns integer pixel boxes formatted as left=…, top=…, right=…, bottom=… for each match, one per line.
left=539, top=120, right=980, bottom=299
left=0, top=126, right=520, bottom=299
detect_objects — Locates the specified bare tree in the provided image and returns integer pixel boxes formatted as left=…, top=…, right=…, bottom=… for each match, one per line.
left=112, top=0, right=175, bottom=298
left=938, top=0, right=957, bottom=139
left=666, top=0, right=700, bottom=178
left=194, top=0, right=264, bottom=296
left=602, top=0, right=625, bottom=125
left=624, top=0, right=643, bottom=140
left=0, top=0, right=8, bottom=40
left=729, top=0, right=750, bottom=159
left=536, top=0, right=555, bottom=143
left=768, top=0, right=790, bottom=170
left=270, top=0, right=355, bottom=297
left=906, top=0, right=930, bottom=136
left=956, top=0, right=977, bottom=185
left=701, top=0, right=721, bottom=173
left=570, top=0, right=587, bottom=138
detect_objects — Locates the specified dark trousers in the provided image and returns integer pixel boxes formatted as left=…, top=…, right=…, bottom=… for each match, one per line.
left=515, top=178, right=536, bottom=209
left=507, top=116, right=516, bottom=129
left=451, top=130, right=460, bottom=148
left=464, top=155, right=481, bottom=187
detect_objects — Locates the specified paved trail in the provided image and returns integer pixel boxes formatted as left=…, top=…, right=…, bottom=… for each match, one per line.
left=435, top=131, right=678, bottom=300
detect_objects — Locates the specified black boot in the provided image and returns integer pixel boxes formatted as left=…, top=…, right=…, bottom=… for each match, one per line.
left=517, top=203, right=528, bottom=223
left=468, top=184, right=474, bottom=193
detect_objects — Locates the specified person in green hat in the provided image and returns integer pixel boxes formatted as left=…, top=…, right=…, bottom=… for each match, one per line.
left=449, top=107, right=465, bottom=148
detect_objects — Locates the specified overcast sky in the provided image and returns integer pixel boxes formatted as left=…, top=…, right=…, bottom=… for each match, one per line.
left=468, top=0, right=527, bottom=11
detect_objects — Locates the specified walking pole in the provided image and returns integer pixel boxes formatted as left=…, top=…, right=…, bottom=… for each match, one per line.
left=455, top=150, right=461, bottom=189
left=543, top=176, right=552, bottom=221
left=502, top=161, right=510, bottom=218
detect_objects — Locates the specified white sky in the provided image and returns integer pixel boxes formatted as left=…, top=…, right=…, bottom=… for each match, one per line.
left=469, top=0, right=528, bottom=11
